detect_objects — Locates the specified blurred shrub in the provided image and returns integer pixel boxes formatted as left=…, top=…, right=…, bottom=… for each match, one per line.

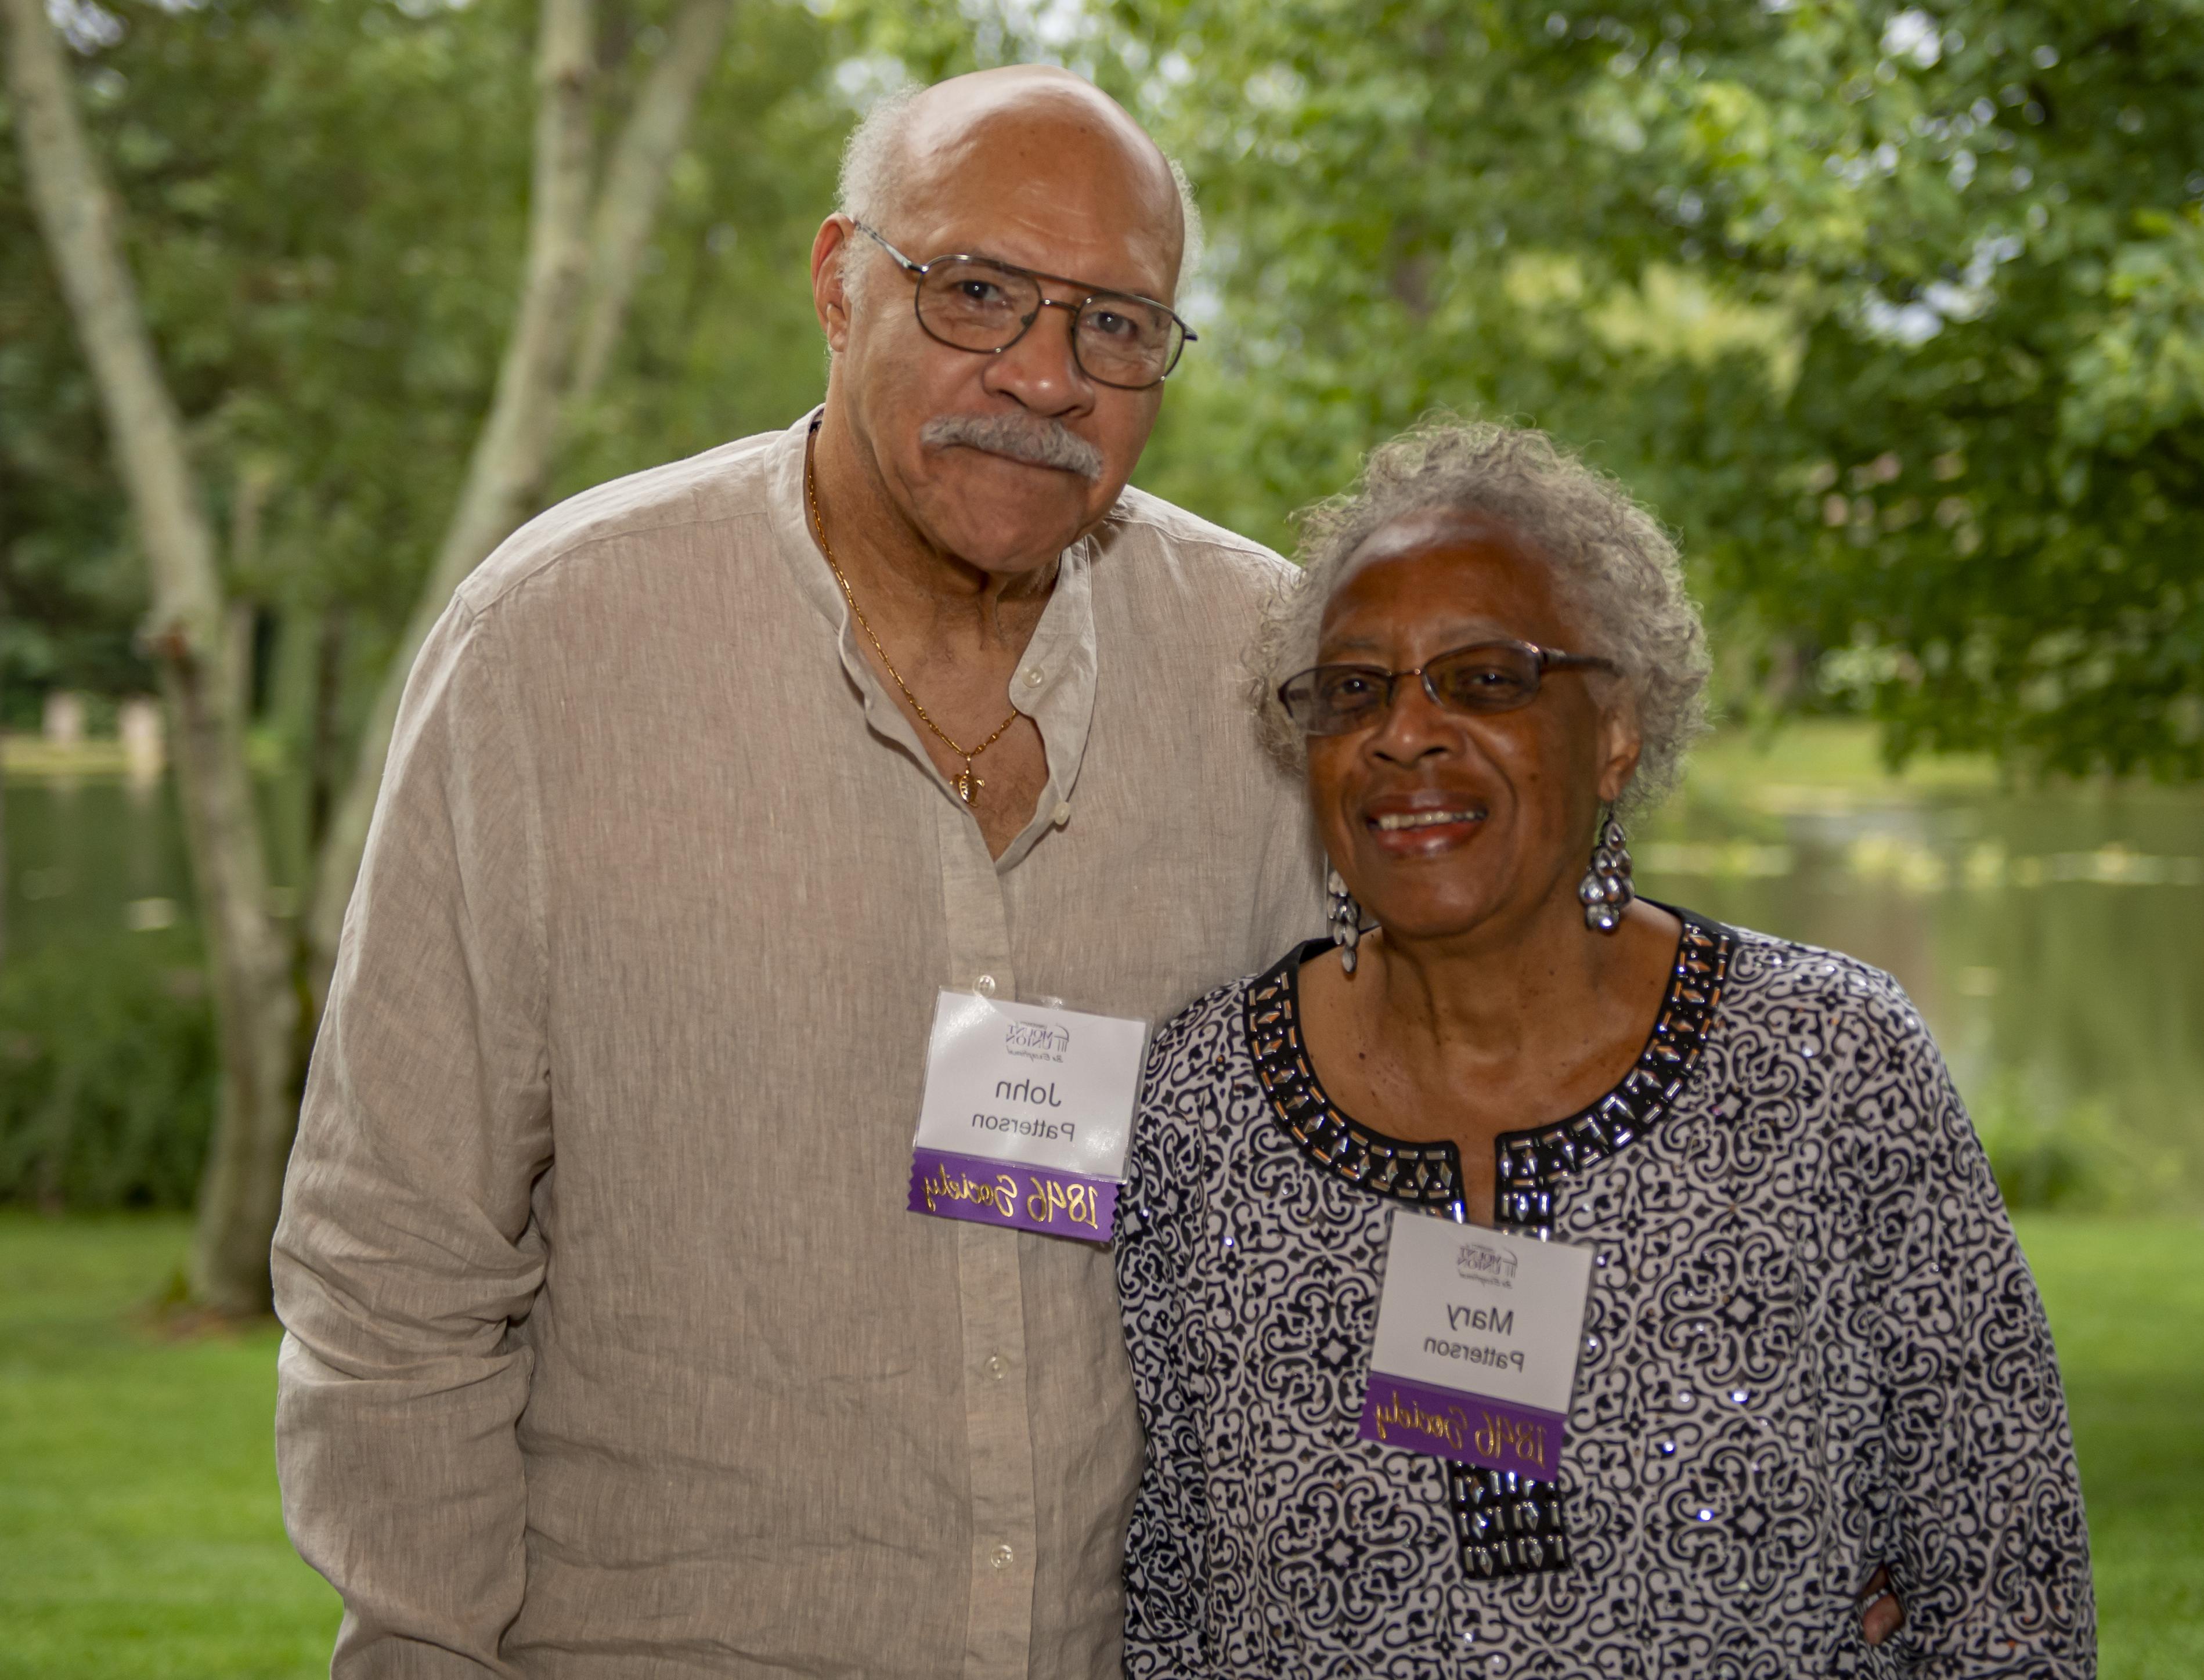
left=0, top=933, right=217, bottom=1209
left=1966, top=1072, right=2127, bottom=1214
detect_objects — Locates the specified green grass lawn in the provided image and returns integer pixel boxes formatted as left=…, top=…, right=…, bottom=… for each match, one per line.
left=0, top=1217, right=338, bottom=1679
left=2017, top=1215, right=2204, bottom=1679
left=2, top=1212, right=2198, bottom=1677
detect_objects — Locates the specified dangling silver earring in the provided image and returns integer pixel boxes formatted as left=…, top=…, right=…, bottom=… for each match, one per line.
left=1579, top=812, right=1634, bottom=934
left=1326, top=867, right=1363, bottom=974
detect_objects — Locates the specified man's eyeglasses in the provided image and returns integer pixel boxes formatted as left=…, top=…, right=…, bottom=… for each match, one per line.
left=854, top=222, right=1195, bottom=391
left=1277, top=640, right=1617, bottom=737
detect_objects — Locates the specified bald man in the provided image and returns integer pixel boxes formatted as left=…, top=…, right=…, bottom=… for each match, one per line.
left=272, top=67, right=1321, bottom=1678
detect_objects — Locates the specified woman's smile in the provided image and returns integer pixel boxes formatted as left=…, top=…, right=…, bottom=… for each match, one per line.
left=1362, top=790, right=1490, bottom=854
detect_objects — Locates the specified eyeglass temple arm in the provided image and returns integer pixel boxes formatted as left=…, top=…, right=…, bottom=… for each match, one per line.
left=1541, top=649, right=1618, bottom=673
left=853, top=221, right=923, bottom=275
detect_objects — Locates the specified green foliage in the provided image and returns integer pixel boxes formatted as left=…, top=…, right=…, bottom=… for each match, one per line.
left=1, top=0, right=859, bottom=742
left=0, top=110, right=143, bottom=722
left=12, top=0, right=2204, bottom=787
left=1, top=0, right=535, bottom=722
left=557, top=0, right=857, bottom=492
left=0, top=934, right=217, bottom=1209
left=1967, top=1064, right=2194, bottom=1215
left=1083, top=0, right=2204, bottom=780
left=1968, top=1070, right=2109, bottom=1211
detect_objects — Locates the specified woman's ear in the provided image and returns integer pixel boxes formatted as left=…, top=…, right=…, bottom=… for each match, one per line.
left=1593, top=687, right=1643, bottom=807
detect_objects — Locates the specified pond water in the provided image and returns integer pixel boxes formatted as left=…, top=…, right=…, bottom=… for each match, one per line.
left=5, top=773, right=202, bottom=953
left=7, top=728, right=2202, bottom=1210
left=1635, top=734, right=2204, bottom=1213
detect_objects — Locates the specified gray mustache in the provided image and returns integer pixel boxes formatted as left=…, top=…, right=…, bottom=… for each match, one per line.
left=921, top=414, right=1105, bottom=482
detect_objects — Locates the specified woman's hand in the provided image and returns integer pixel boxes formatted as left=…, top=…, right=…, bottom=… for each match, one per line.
left=1857, top=1565, right=1904, bottom=1645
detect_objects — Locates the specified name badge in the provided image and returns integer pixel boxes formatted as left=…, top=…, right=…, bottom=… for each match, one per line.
left=1359, top=1211, right=1593, bottom=1479
left=906, top=990, right=1148, bottom=1243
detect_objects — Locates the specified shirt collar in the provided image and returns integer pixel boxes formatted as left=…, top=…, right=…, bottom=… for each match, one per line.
left=763, top=408, right=1100, bottom=868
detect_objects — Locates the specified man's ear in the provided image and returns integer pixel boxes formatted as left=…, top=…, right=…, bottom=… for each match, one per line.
left=810, top=215, right=857, bottom=353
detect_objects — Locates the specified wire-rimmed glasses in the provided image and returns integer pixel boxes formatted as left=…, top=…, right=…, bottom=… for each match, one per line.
left=853, top=222, right=1195, bottom=391
left=1277, top=640, right=1617, bottom=736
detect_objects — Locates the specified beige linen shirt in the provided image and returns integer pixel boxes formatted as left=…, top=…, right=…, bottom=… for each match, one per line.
left=273, top=411, right=1322, bottom=1678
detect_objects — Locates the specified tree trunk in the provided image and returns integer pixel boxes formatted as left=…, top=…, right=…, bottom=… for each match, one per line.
left=164, top=651, right=300, bottom=1312
left=305, top=0, right=599, bottom=1000
left=1, top=623, right=8, bottom=973
left=306, top=604, right=347, bottom=855
left=571, top=0, right=734, bottom=400
left=222, top=600, right=257, bottom=735
left=5, top=0, right=295, bottom=1312
left=306, top=0, right=731, bottom=1002
left=12, top=0, right=734, bottom=1302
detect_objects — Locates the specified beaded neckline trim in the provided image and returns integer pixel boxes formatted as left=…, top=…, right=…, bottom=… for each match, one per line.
left=1243, top=953, right=1465, bottom=1210
left=1243, top=910, right=1732, bottom=1225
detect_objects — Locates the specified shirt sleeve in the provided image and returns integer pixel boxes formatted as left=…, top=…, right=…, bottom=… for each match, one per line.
left=272, top=593, right=553, bottom=1678
left=1114, top=1025, right=1218, bottom=1679
left=1856, top=1003, right=2097, bottom=1675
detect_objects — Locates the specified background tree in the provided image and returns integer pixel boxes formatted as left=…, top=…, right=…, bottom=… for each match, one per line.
left=1091, top=0, right=2204, bottom=777
left=10, top=0, right=2202, bottom=1296
left=2, top=0, right=847, bottom=1310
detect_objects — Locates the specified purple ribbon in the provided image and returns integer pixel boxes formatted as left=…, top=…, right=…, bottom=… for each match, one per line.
left=1358, top=1372, right=1568, bottom=1477
left=908, top=1147, right=1119, bottom=1243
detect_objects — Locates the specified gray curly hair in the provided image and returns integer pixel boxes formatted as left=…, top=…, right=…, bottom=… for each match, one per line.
left=1251, top=418, right=1711, bottom=816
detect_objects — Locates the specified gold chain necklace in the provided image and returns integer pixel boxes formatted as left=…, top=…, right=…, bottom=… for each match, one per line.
left=807, top=451, right=1021, bottom=807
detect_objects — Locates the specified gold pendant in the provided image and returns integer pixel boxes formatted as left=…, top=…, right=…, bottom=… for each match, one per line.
left=955, top=769, right=982, bottom=805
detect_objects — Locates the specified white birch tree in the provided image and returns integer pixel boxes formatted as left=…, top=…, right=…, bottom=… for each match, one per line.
left=5, top=0, right=733, bottom=1312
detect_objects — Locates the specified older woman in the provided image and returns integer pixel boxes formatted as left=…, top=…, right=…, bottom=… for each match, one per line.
left=1113, top=421, right=2094, bottom=1677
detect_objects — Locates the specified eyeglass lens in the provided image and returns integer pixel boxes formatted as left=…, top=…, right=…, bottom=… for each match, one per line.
left=914, top=259, right=1184, bottom=387
left=1282, top=644, right=1546, bottom=735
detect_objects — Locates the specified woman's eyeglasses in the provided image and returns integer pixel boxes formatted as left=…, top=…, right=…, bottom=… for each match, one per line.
left=854, top=222, right=1195, bottom=391
left=1277, top=640, right=1616, bottom=737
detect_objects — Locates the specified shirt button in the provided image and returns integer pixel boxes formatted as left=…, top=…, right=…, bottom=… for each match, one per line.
left=974, top=974, right=997, bottom=995
left=986, top=1354, right=1007, bottom=1379
left=1022, top=666, right=1045, bottom=688
left=990, top=1543, right=1015, bottom=1571
left=1051, top=801, right=1072, bottom=827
